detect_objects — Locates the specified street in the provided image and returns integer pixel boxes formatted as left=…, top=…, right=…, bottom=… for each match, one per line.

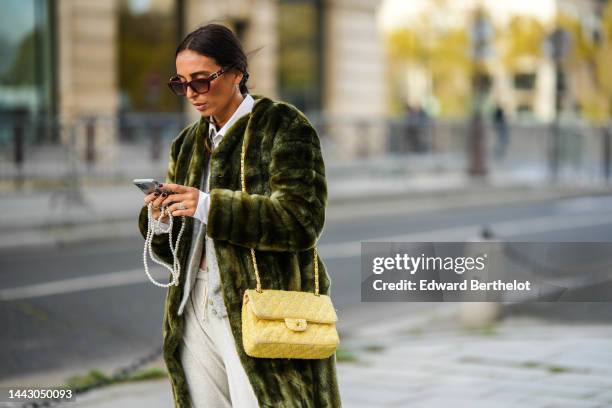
left=2, top=193, right=612, bottom=384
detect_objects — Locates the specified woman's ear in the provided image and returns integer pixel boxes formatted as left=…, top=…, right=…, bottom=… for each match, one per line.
left=234, top=71, right=244, bottom=87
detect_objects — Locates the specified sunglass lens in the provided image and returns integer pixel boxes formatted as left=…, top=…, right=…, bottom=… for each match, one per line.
left=168, top=81, right=186, bottom=95
left=190, top=79, right=210, bottom=94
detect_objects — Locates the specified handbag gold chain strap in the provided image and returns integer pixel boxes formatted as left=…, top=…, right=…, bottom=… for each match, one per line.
left=240, top=133, right=320, bottom=296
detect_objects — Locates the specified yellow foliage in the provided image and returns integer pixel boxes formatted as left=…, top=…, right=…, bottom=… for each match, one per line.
left=385, top=29, right=428, bottom=61
left=501, top=16, right=546, bottom=69
left=384, top=6, right=612, bottom=121
left=554, top=12, right=596, bottom=65
left=384, top=25, right=470, bottom=116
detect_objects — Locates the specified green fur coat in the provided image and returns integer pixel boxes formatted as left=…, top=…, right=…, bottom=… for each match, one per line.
left=137, top=94, right=341, bottom=407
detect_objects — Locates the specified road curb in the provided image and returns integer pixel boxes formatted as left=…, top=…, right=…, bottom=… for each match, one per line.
left=1, top=186, right=611, bottom=251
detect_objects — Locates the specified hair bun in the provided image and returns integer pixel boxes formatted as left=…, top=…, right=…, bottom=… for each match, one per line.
left=240, top=72, right=250, bottom=86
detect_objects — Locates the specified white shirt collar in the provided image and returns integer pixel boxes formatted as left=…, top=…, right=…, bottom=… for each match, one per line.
left=208, top=94, right=254, bottom=147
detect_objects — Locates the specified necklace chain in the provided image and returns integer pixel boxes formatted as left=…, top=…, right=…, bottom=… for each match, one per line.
left=142, top=202, right=187, bottom=287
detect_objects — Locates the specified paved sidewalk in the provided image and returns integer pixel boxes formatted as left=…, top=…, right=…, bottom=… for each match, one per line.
left=337, top=304, right=612, bottom=408
left=21, top=302, right=612, bottom=408
left=1, top=168, right=610, bottom=250
left=69, top=379, right=174, bottom=407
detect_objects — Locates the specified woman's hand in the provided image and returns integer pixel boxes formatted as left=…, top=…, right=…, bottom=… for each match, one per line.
left=156, top=183, right=200, bottom=218
left=143, top=189, right=170, bottom=223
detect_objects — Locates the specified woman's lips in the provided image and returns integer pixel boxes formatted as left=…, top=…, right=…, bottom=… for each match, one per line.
left=193, top=103, right=208, bottom=111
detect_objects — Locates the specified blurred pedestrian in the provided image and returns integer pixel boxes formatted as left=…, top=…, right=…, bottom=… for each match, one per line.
left=403, top=104, right=417, bottom=153
left=493, top=104, right=509, bottom=159
left=138, top=23, right=340, bottom=408
left=415, top=105, right=430, bottom=152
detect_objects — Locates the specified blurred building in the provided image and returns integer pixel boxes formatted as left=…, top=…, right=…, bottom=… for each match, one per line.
left=0, top=0, right=387, bottom=160
left=380, top=0, right=611, bottom=123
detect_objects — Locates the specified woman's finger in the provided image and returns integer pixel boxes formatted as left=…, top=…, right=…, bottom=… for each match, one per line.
left=160, top=192, right=190, bottom=207
left=167, top=204, right=193, bottom=217
left=144, top=191, right=160, bottom=204
left=159, top=183, right=187, bottom=194
left=153, top=193, right=166, bottom=207
left=166, top=199, right=196, bottom=217
left=168, top=209, right=189, bottom=217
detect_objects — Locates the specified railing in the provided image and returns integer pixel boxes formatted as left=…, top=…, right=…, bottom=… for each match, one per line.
left=0, top=113, right=188, bottom=190
left=309, top=114, right=612, bottom=185
left=0, top=112, right=610, bottom=191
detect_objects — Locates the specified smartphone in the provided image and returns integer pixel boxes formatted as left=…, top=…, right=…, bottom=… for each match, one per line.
left=133, top=178, right=176, bottom=195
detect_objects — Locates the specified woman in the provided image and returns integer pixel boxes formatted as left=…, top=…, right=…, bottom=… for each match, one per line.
left=137, top=23, right=341, bottom=407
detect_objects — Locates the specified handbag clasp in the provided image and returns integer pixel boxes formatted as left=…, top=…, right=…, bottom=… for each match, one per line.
left=284, top=318, right=307, bottom=331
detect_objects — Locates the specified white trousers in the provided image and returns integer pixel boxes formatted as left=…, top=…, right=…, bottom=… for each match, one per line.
left=180, top=267, right=259, bottom=408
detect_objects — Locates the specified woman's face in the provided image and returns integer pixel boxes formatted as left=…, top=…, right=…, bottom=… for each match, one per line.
left=175, top=50, right=243, bottom=117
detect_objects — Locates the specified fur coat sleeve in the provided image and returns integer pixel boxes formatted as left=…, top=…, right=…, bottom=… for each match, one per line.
left=206, top=106, right=327, bottom=252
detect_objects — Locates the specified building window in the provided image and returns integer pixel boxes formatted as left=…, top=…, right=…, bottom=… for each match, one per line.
left=118, top=0, right=181, bottom=113
left=278, top=0, right=323, bottom=114
left=513, top=72, right=536, bottom=91
left=0, top=0, right=56, bottom=142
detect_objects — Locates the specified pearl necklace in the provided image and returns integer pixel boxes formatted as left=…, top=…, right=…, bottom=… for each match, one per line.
left=142, top=202, right=187, bottom=287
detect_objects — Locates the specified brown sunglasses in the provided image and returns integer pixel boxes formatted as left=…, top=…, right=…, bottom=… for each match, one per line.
left=167, top=65, right=240, bottom=96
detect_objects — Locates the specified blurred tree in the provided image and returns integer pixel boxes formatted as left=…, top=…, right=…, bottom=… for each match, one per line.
left=554, top=9, right=611, bottom=122
left=429, top=28, right=470, bottom=117
left=384, top=20, right=470, bottom=117
left=385, top=28, right=428, bottom=62
left=501, top=16, right=546, bottom=70
left=595, top=1, right=612, bottom=120
left=383, top=2, right=612, bottom=122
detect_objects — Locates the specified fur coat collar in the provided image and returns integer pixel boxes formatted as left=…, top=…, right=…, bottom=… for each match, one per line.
left=138, top=94, right=341, bottom=407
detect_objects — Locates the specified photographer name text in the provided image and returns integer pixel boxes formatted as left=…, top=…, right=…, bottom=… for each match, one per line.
left=372, top=279, right=532, bottom=291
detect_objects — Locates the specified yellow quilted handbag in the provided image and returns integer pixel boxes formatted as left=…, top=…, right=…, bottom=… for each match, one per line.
left=239, top=130, right=340, bottom=360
